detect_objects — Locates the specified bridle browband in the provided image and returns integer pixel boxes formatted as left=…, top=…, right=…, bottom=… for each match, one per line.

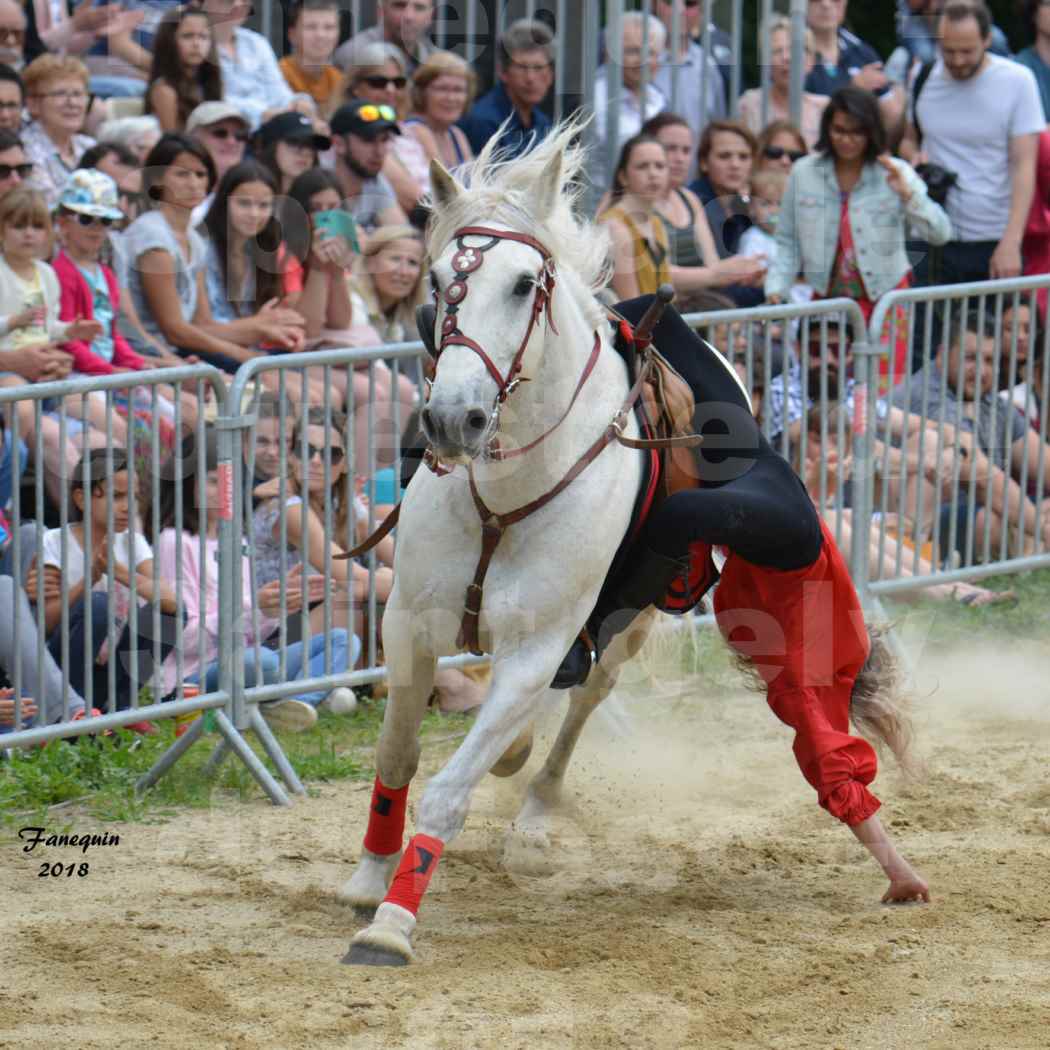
left=431, top=224, right=558, bottom=410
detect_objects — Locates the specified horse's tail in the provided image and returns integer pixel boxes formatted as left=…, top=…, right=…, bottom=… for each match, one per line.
left=849, top=625, right=922, bottom=778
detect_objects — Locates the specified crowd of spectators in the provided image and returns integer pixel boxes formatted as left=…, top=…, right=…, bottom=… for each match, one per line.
left=2, top=0, right=1050, bottom=742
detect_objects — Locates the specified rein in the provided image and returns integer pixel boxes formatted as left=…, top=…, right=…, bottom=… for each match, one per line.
left=342, top=224, right=700, bottom=654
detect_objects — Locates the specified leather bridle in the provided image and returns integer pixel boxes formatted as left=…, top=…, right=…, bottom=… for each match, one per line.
left=430, top=224, right=558, bottom=407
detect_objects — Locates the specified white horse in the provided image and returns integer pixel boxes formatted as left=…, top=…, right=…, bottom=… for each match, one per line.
left=339, top=123, right=661, bottom=966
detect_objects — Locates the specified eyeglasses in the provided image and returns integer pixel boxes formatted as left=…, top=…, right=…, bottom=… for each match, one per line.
left=828, top=124, right=866, bottom=139
left=0, top=27, right=24, bottom=43
left=356, top=103, right=397, bottom=122
left=0, top=101, right=21, bottom=111
left=0, top=162, right=32, bottom=179
left=506, top=59, right=552, bottom=75
left=36, top=89, right=88, bottom=102
left=763, top=145, right=805, bottom=161
left=297, top=443, right=346, bottom=464
left=206, top=126, right=250, bottom=142
left=74, top=213, right=114, bottom=228
left=361, top=75, right=407, bottom=90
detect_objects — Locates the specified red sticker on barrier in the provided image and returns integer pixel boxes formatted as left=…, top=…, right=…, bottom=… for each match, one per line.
left=217, top=460, right=234, bottom=521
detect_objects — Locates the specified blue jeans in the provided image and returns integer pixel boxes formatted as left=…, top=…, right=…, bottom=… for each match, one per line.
left=193, top=630, right=356, bottom=707
left=0, top=434, right=26, bottom=511
left=88, top=75, right=147, bottom=98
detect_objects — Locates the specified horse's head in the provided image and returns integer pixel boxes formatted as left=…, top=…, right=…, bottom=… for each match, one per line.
left=419, top=149, right=568, bottom=463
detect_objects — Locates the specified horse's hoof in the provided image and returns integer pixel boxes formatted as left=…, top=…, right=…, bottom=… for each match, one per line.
left=502, top=823, right=555, bottom=876
left=337, top=849, right=402, bottom=910
left=341, top=902, right=416, bottom=967
left=341, top=942, right=410, bottom=967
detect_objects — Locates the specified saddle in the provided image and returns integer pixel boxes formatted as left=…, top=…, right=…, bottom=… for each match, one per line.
left=608, top=311, right=718, bottom=616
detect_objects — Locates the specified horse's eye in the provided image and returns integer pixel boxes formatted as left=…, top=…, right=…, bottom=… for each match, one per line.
left=514, top=275, right=534, bottom=297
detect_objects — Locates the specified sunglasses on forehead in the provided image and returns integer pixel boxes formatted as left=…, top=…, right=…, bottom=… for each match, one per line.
left=0, top=162, right=32, bottom=180
left=763, top=145, right=805, bottom=162
left=361, top=74, right=407, bottom=90
left=356, top=103, right=397, bottom=122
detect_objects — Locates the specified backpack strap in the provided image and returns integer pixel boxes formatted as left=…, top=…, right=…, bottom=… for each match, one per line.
left=911, top=59, right=935, bottom=144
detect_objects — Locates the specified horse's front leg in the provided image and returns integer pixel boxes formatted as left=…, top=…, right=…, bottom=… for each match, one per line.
left=338, top=624, right=435, bottom=916
left=342, top=648, right=556, bottom=967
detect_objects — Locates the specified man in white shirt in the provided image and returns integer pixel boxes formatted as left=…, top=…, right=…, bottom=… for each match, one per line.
left=202, top=0, right=295, bottom=129
left=653, top=0, right=725, bottom=180
left=593, top=12, right=667, bottom=188
left=903, top=0, right=1044, bottom=285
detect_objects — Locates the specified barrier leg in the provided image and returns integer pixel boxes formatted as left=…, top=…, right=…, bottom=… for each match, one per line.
left=135, top=713, right=207, bottom=795
left=211, top=709, right=291, bottom=806
left=201, top=737, right=231, bottom=778
left=249, top=704, right=307, bottom=796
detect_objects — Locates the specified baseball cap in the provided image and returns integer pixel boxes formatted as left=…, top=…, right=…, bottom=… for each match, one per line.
left=256, top=111, right=332, bottom=152
left=55, top=169, right=124, bottom=220
left=186, top=101, right=250, bottom=135
left=330, top=100, right=402, bottom=140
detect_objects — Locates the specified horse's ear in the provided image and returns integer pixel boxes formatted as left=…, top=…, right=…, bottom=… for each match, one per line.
left=429, top=159, right=462, bottom=210
left=533, top=150, right=563, bottom=219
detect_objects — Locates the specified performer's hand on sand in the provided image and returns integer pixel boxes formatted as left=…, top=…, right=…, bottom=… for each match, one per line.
left=850, top=814, right=931, bottom=904
left=881, top=867, right=930, bottom=904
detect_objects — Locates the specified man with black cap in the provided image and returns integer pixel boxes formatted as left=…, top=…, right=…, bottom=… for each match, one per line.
left=329, top=99, right=407, bottom=236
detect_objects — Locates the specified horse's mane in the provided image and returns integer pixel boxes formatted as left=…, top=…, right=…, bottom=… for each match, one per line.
left=426, top=118, right=612, bottom=328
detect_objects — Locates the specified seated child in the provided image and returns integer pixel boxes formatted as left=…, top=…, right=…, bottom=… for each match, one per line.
left=739, top=168, right=813, bottom=306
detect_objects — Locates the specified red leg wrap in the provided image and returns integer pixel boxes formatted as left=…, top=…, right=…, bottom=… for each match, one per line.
left=362, top=777, right=409, bottom=856
left=383, top=834, right=444, bottom=916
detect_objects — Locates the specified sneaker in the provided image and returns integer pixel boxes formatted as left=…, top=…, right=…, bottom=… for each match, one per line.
left=320, top=687, right=358, bottom=715
left=259, top=699, right=318, bottom=733
left=124, top=721, right=158, bottom=735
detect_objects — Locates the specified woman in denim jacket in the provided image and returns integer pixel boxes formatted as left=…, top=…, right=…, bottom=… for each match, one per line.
left=767, top=87, right=951, bottom=387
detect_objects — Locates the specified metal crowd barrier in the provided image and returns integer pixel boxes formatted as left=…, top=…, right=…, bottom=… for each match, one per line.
left=5, top=280, right=1048, bottom=804
left=858, top=275, right=1050, bottom=602
left=0, top=366, right=302, bottom=806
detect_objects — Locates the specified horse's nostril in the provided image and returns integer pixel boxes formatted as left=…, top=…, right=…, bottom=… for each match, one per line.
left=465, top=410, right=487, bottom=433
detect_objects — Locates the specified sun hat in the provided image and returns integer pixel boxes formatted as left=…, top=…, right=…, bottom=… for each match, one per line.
left=186, top=101, right=250, bottom=135
left=54, top=169, right=124, bottom=220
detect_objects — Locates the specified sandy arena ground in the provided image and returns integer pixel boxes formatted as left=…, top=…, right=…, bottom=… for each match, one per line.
left=2, top=636, right=1049, bottom=1050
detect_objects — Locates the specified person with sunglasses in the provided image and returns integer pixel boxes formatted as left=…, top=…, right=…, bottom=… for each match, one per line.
left=737, top=15, right=829, bottom=149
left=332, top=41, right=428, bottom=220
left=186, top=101, right=250, bottom=225
left=51, top=168, right=148, bottom=379
left=334, top=0, right=436, bottom=77
left=329, top=100, right=408, bottom=240
left=0, top=129, right=31, bottom=199
left=755, top=120, right=809, bottom=175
